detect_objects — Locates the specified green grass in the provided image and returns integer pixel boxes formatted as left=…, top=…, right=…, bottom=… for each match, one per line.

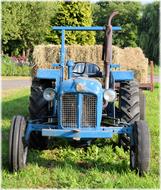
left=2, top=85, right=160, bottom=188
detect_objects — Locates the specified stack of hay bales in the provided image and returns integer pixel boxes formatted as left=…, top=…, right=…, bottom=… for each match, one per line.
left=32, top=45, right=60, bottom=69
left=32, top=44, right=148, bottom=83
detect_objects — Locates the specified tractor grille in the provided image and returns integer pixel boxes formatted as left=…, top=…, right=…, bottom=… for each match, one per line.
left=62, top=94, right=77, bottom=128
left=61, top=93, right=97, bottom=128
left=81, top=95, right=97, bottom=128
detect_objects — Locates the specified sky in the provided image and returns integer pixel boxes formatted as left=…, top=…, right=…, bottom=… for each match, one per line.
left=140, top=0, right=154, bottom=4
left=91, top=0, right=154, bottom=4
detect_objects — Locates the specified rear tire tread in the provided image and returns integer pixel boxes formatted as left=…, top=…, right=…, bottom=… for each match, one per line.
left=29, top=79, right=52, bottom=150
left=120, top=80, right=140, bottom=123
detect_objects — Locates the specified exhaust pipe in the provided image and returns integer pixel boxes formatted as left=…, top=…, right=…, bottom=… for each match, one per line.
left=102, top=11, right=119, bottom=108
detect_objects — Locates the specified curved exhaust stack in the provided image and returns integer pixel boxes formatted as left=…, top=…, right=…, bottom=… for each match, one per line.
left=103, top=11, right=119, bottom=108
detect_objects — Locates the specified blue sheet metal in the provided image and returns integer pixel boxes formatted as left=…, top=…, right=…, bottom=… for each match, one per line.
left=66, top=60, right=74, bottom=79
left=42, top=126, right=132, bottom=138
left=59, top=77, right=103, bottom=95
left=25, top=122, right=47, bottom=144
left=77, top=94, right=82, bottom=129
left=60, top=30, right=65, bottom=81
left=52, top=63, right=61, bottom=67
left=37, top=69, right=60, bottom=80
left=111, top=71, right=134, bottom=81
left=25, top=122, right=132, bottom=142
left=57, top=77, right=103, bottom=129
left=36, top=68, right=60, bottom=90
left=52, top=26, right=121, bottom=31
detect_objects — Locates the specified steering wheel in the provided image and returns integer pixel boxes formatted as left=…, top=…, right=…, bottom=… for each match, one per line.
left=73, top=62, right=102, bottom=77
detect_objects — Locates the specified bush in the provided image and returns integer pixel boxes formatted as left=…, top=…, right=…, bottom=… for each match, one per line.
left=2, top=55, right=31, bottom=76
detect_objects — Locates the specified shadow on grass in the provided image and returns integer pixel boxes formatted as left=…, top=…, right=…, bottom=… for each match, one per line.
left=154, top=83, right=159, bottom=89
left=27, top=148, right=129, bottom=174
left=2, top=130, right=128, bottom=175
left=2, top=95, right=29, bottom=120
left=2, top=95, right=128, bottom=174
left=2, top=128, right=9, bottom=169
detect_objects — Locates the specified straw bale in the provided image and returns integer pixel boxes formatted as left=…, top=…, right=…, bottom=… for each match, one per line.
left=32, top=44, right=148, bottom=83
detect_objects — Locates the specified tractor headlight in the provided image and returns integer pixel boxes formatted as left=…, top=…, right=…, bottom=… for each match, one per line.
left=43, top=88, right=55, bottom=101
left=104, top=89, right=116, bottom=102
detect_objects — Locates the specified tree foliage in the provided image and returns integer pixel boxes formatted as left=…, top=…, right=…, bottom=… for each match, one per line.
left=47, top=1, right=95, bottom=45
left=2, top=2, right=57, bottom=56
left=2, top=0, right=159, bottom=65
left=93, top=1, right=142, bottom=47
left=139, top=2, right=159, bottom=65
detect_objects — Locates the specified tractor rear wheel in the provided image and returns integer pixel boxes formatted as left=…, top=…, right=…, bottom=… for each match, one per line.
left=9, top=116, right=28, bottom=172
left=29, top=79, right=52, bottom=150
left=130, top=120, right=150, bottom=176
left=120, top=80, right=140, bottom=123
left=119, top=80, right=140, bottom=150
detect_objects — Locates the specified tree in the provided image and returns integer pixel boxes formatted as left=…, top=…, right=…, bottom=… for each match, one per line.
left=2, top=2, right=57, bottom=57
left=47, top=1, right=95, bottom=45
left=2, top=3, right=26, bottom=55
left=139, top=2, right=159, bottom=65
left=92, top=1, right=142, bottom=47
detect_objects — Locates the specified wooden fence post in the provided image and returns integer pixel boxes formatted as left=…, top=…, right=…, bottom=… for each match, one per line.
left=149, top=60, right=154, bottom=91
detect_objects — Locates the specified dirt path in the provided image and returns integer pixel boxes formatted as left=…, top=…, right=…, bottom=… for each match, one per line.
left=2, top=78, right=32, bottom=90
left=149, top=75, right=160, bottom=83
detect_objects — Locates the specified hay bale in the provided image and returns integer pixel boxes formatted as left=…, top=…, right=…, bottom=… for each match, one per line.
left=32, top=44, right=148, bottom=83
left=112, top=46, right=148, bottom=83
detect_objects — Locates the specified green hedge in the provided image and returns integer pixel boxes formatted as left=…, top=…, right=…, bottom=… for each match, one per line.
left=2, top=55, right=31, bottom=76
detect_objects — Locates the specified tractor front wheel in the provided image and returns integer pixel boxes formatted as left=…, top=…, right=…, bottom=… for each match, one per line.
left=130, top=120, right=150, bottom=176
left=9, top=116, right=28, bottom=172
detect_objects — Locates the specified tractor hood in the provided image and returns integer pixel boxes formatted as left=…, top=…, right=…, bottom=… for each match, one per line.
left=59, top=77, right=103, bottom=96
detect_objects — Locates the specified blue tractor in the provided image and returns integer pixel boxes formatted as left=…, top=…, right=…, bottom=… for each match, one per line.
left=9, top=12, right=150, bottom=176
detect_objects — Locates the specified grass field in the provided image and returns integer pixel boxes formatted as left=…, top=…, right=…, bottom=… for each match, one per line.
left=2, top=85, right=160, bottom=188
